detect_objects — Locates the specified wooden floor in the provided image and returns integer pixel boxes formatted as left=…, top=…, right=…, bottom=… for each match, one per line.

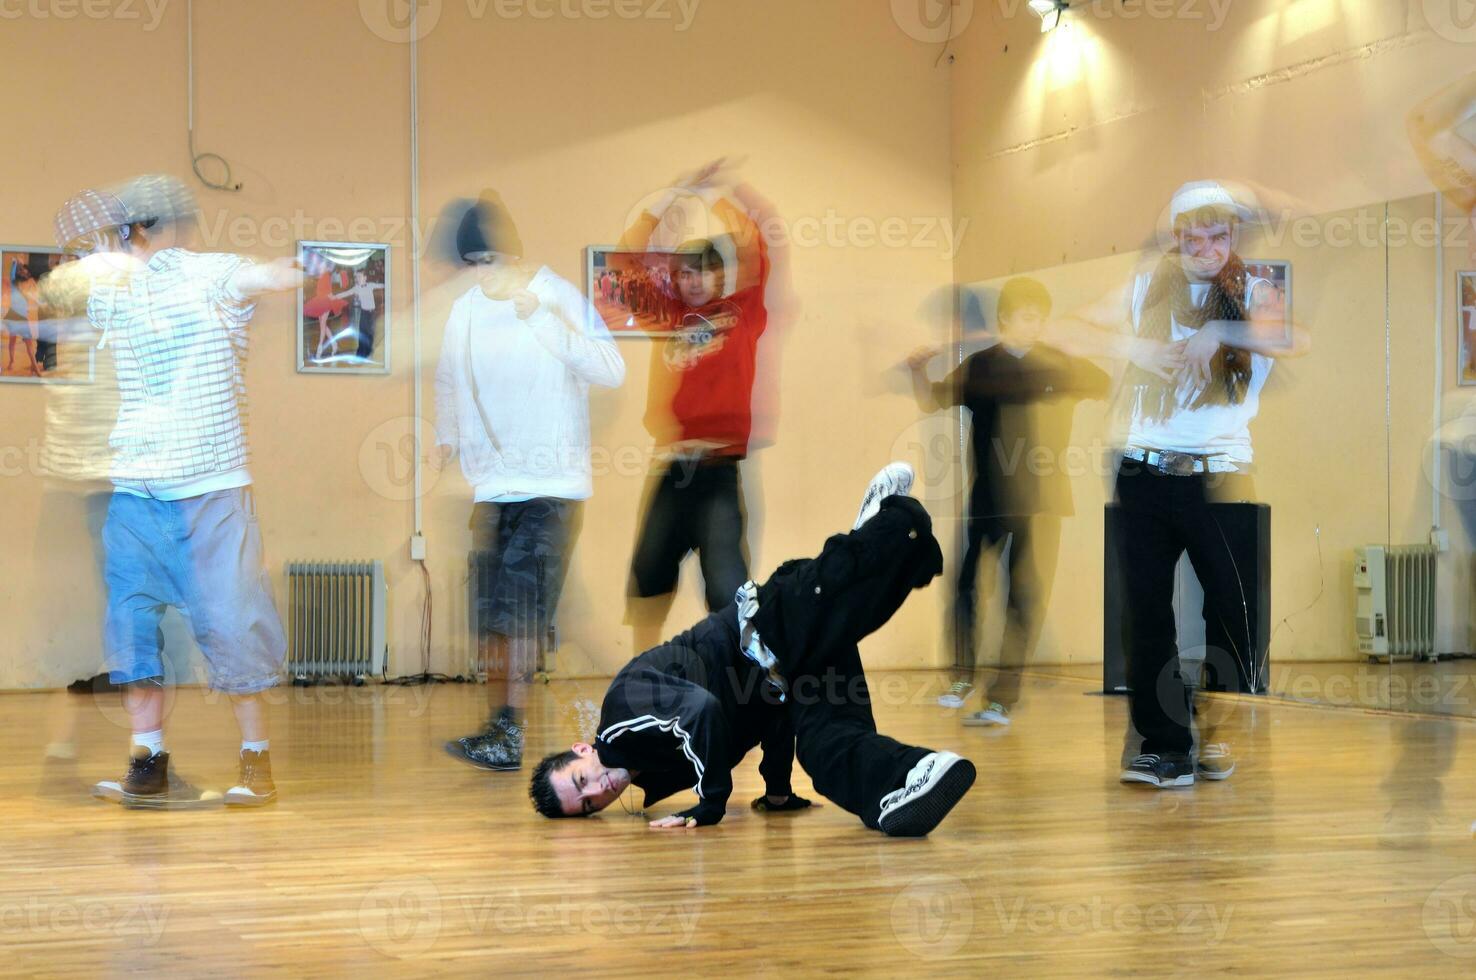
left=1040, top=657, right=1476, bottom=715
left=4, top=671, right=1476, bottom=977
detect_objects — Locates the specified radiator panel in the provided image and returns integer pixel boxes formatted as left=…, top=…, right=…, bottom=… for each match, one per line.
left=1354, top=545, right=1437, bottom=660
left=286, top=561, right=387, bottom=679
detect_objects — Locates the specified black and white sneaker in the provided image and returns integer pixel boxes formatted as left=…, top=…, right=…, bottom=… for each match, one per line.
left=853, top=462, right=915, bottom=530
left=1120, top=753, right=1194, bottom=789
left=445, top=718, right=524, bottom=771
left=876, top=751, right=976, bottom=837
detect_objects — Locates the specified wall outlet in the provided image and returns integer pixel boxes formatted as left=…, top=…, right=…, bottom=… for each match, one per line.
left=410, top=534, right=427, bottom=561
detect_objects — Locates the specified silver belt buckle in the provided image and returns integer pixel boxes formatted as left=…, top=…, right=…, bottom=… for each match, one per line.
left=1158, top=451, right=1198, bottom=476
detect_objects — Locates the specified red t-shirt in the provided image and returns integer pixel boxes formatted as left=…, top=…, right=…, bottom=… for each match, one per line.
left=649, top=283, right=767, bottom=455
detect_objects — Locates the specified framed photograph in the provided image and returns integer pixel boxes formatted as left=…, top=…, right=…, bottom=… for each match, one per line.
left=296, top=241, right=390, bottom=374
left=1, top=245, right=94, bottom=385
left=1459, top=271, right=1476, bottom=387
left=585, top=245, right=680, bottom=338
left=1243, top=259, right=1292, bottom=349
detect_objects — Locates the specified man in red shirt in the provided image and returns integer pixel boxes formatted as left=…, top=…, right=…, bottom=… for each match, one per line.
left=621, top=161, right=774, bottom=652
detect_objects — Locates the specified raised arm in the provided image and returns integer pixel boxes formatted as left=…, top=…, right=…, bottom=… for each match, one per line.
left=711, top=189, right=769, bottom=296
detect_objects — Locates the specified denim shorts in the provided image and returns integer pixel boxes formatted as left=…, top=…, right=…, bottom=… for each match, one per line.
left=102, top=488, right=286, bottom=694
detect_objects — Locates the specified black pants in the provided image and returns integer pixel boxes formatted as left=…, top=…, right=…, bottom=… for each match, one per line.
left=953, top=512, right=1061, bottom=707
left=751, top=495, right=945, bottom=828
left=355, top=306, right=378, bottom=359
left=1114, top=461, right=1257, bottom=756
left=628, top=457, right=749, bottom=612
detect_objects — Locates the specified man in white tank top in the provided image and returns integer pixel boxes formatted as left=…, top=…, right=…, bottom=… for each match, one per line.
left=1047, top=180, right=1309, bottom=789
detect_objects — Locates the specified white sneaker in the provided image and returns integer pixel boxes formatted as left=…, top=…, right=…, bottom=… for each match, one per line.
left=876, top=751, right=976, bottom=837
left=853, top=462, right=915, bottom=530
left=938, top=680, right=974, bottom=709
left=962, top=702, right=1010, bottom=727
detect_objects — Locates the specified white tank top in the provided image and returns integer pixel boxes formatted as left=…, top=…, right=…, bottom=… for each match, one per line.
left=1125, top=274, right=1273, bottom=463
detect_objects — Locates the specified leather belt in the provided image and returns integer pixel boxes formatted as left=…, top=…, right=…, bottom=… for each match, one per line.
left=1123, top=446, right=1241, bottom=476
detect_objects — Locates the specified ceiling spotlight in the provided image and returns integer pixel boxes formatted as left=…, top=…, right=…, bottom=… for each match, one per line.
left=1028, top=0, right=1068, bottom=32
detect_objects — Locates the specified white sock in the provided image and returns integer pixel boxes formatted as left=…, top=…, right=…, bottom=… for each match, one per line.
left=133, top=730, right=165, bottom=756
left=241, top=739, right=269, bottom=755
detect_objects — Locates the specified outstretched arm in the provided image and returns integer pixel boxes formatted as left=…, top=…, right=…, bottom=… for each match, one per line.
left=905, top=346, right=961, bottom=414
left=1408, top=72, right=1476, bottom=216
left=227, top=257, right=305, bottom=302
left=1044, top=273, right=1185, bottom=381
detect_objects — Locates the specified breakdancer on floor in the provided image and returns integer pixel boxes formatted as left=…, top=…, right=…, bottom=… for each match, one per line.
left=529, top=462, right=977, bottom=837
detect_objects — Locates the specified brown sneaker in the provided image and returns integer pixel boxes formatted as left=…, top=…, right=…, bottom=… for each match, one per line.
left=93, top=746, right=223, bottom=809
left=225, top=749, right=277, bottom=806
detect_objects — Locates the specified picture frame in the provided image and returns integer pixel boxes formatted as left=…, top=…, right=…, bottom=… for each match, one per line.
left=296, top=241, right=390, bottom=374
left=1459, top=270, right=1476, bottom=387
left=1243, top=259, right=1292, bottom=349
left=585, top=245, right=680, bottom=338
left=1, top=245, right=95, bottom=385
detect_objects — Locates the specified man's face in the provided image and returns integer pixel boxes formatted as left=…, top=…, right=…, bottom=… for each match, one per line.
left=473, top=251, right=520, bottom=294
left=676, top=263, right=720, bottom=307
left=550, top=743, right=631, bottom=816
left=1000, top=306, right=1045, bottom=346
left=1176, top=220, right=1234, bottom=281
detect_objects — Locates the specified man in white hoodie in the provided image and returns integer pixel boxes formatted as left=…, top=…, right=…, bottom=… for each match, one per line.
left=435, top=191, right=625, bottom=771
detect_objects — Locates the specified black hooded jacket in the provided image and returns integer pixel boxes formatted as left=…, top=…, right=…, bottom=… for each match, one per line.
left=593, top=606, right=793, bottom=825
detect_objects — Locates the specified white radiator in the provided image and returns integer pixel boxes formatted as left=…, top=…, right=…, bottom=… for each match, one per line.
left=286, top=561, right=387, bottom=680
left=1354, top=545, right=1437, bottom=661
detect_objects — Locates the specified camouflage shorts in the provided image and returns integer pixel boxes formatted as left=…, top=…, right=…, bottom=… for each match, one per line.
left=470, top=498, right=580, bottom=638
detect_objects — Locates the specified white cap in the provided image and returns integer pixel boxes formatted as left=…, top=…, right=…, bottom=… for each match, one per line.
left=1168, top=180, right=1251, bottom=226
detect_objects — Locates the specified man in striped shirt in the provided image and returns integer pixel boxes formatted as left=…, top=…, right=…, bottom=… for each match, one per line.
left=58, top=177, right=304, bottom=810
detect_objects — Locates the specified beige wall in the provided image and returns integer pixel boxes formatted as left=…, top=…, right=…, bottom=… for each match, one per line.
left=0, top=0, right=956, bottom=687
left=5, top=0, right=1473, bottom=689
left=947, top=0, right=1475, bottom=665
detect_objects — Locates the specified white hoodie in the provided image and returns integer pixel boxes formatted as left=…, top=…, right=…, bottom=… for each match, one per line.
left=434, top=267, right=625, bottom=501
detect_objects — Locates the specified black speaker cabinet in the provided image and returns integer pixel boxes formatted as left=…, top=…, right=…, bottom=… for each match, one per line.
left=1103, top=502, right=1270, bottom=696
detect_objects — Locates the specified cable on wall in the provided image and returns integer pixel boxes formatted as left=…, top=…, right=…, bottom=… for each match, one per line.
left=186, top=0, right=241, bottom=192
